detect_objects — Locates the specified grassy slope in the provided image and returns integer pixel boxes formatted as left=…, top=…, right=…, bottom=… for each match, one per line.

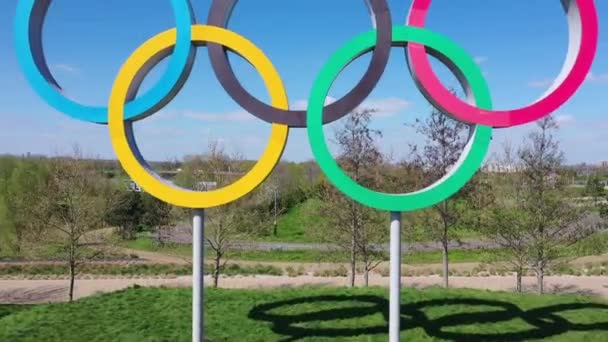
left=121, top=236, right=501, bottom=264
left=1, top=286, right=607, bottom=341
left=0, top=197, right=17, bottom=259
left=122, top=231, right=608, bottom=265
left=255, top=197, right=324, bottom=243
left=254, top=198, right=482, bottom=243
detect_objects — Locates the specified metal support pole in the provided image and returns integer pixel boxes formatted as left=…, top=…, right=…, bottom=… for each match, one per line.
left=192, top=209, right=205, bottom=342
left=273, top=189, right=278, bottom=236
left=389, top=211, right=401, bottom=342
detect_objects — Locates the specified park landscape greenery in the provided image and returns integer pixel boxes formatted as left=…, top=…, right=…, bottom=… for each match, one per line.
left=2, top=286, right=608, bottom=341
left=0, top=111, right=607, bottom=291
left=0, top=109, right=608, bottom=339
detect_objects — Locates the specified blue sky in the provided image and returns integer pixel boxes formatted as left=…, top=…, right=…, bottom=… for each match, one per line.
left=1, top=0, right=607, bottom=165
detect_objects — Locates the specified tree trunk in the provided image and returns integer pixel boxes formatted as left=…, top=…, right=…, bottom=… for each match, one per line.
left=12, top=237, right=21, bottom=255
left=69, top=261, right=75, bottom=302
left=516, top=268, right=522, bottom=293
left=68, top=241, right=76, bottom=302
left=213, top=253, right=221, bottom=288
left=129, top=226, right=137, bottom=240
left=537, top=266, right=544, bottom=294
left=121, top=225, right=134, bottom=240
left=363, top=259, right=370, bottom=287
left=349, top=233, right=356, bottom=287
left=442, top=239, right=449, bottom=288
left=156, top=226, right=165, bottom=247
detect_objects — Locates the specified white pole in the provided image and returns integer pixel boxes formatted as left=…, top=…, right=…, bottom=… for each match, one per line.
left=389, top=211, right=401, bottom=342
left=192, top=209, right=205, bottom=342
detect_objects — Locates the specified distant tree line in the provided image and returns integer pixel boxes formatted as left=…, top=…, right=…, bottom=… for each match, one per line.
left=0, top=102, right=606, bottom=295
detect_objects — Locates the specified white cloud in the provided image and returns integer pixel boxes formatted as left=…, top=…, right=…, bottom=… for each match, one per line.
left=137, top=126, right=186, bottom=138
left=143, top=96, right=411, bottom=124
left=555, top=114, right=576, bottom=126
left=356, top=97, right=412, bottom=117
left=528, top=79, right=552, bottom=88
left=474, top=56, right=488, bottom=65
left=529, top=72, right=608, bottom=88
left=182, top=109, right=254, bottom=122
left=53, top=64, right=79, bottom=73
left=586, top=72, right=608, bottom=83
left=291, top=96, right=411, bottom=118
left=291, top=96, right=337, bottom=110
left=143, top=109, right=180, bottom=123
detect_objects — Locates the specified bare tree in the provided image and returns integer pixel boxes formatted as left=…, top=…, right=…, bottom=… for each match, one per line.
left=313, top=181, right=385, bottom=287
left=407, top=96, right=473, bottom=288
left=19, top=147, right=112, bottom=301
left=261, top=179, right=285, bottom=237
left=178, top=141, right=254, bottom=287
left=482, top=144, right=530, bottom=292
left=206, top=202, right=252, bottom=287
left=355, top=213, right=387, bottom=286
left=313, top=108, right=386, bottom=287
left=486, top=118, right=602, bottom=294
left=516, top=116, right=601, bottom=294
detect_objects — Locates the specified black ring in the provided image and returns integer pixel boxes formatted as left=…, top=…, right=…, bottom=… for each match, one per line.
left=206, top=0, right=392, bottom=127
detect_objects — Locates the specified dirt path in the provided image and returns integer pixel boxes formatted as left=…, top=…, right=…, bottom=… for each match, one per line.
left=2, top=275, right=608, bottom=304
left=116, top=247, right=481, bottom=274
left=118, top=246, right=608, bottom=274
left=84, top=246, right=608, bottom=276
left=119, top=248, right=189, bottom=265
left=160, top=225, right=501, bottom=252
left=5, top=245, right=608, bottom=279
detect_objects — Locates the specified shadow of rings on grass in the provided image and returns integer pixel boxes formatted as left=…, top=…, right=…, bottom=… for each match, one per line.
left=248, top=295, right=389, bottom=341
left=248, top=295, right=608, bottom=341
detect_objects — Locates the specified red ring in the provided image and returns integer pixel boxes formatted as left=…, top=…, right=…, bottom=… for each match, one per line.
left=406, top=0, right=598, bottom=128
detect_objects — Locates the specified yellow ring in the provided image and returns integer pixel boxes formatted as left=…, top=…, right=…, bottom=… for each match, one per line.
left=108, top=25, right=289, bottom=208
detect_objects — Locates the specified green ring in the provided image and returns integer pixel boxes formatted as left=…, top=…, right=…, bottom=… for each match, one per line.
left=306, top=26, right=493, bottom=212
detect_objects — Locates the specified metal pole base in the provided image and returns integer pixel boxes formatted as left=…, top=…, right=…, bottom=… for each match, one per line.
left=192, top=209, right=205, bottom=342
left=389, top=211, right=401, bottom=341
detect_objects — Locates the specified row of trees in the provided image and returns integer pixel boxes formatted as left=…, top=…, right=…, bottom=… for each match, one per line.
left=1, top=102, right=605, bottom=296
left=0, top=139, right=316, bottom=292
left=0, top=147, right=191, bottom=300
left=482, top=118, right=603, bottom=293
left=0, top=148, right=116, bottom=301
left=306, top=100, right=605, bottom=293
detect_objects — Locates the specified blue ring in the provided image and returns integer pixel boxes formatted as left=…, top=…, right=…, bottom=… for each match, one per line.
left=13, top=0, right=195, bottom=124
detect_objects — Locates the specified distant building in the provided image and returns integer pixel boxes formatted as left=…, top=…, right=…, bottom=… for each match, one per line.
left=482, top=162, right=520, bottom=173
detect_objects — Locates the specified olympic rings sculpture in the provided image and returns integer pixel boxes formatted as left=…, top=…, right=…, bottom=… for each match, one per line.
left=13, top=0, right=599, bottom=211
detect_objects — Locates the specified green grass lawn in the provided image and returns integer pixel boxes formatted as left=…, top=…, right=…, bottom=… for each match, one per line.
left=122, top=226, right=608, bottom=266
left=251, top=198, right=483, bottom=243
left=1, top=286, right=607, bottom=341
left=122, top=236, right=498, bottom=264
left=0, top=263, right=283, bottom=277
left=0, top=305, right=30, bottom=320
left=254, top=198, right=324, bottom=243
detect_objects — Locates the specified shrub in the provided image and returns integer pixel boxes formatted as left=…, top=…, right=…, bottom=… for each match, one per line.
left=285, top=266, right=305, bottom=277
left=314, top=265, right=348, bottom=277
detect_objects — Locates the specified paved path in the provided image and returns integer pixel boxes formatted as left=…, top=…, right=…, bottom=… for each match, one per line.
left=2, top=275, right=608, bottom=304
left=161, top=225, right=500, bottom=252
left=225, top=240, right=500, bottom=252
left=5, top=246, right=607, bottom=277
